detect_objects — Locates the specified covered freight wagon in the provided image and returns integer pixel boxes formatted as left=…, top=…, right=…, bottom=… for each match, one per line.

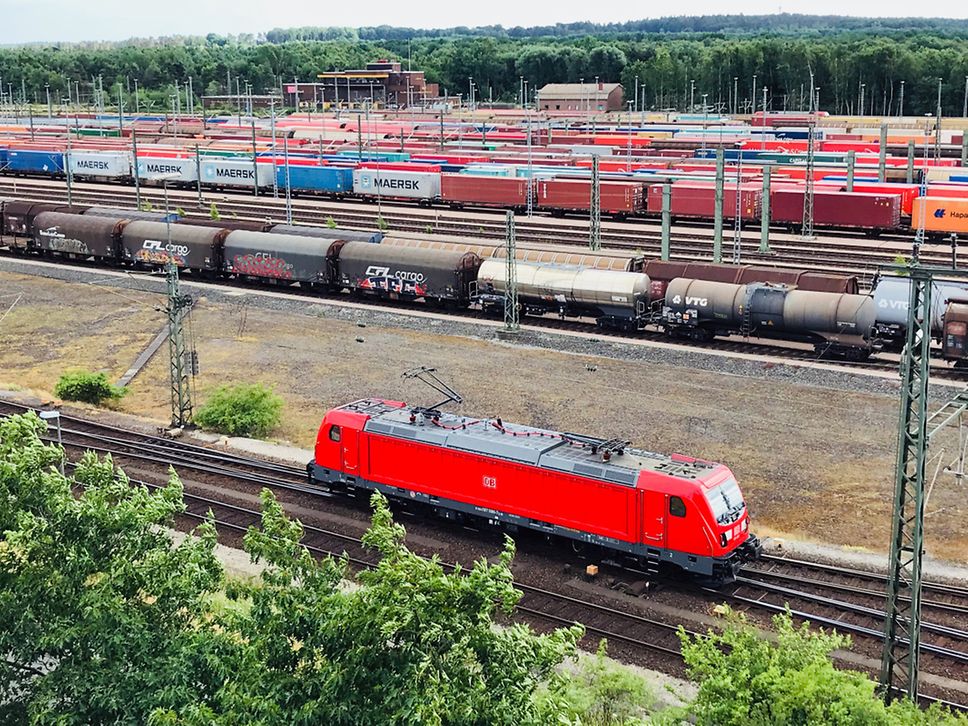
left=352, top=168, right=441, bottom=202
left=223, top=230, right=343, bottom=284
left=120, top=221, right=227, bottom=270
left=335, top=241, right=481, bottom=305
left=32, top=211, right=125, bottom=260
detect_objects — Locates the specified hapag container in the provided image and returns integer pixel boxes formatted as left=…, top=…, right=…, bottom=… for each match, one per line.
left=911, top=197, right=968, bottom=236
left=352, top=168, right=441, bottom=200
left=68, top=151, right=132, bottom=178
left=441, top=174, right=528, bottom=208
left=200, top=158, right=274, bottom=188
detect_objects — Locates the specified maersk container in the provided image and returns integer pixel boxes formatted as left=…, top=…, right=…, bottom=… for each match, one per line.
left=279, top=165, right=352, bottom=194
left=352, top=168, right=440, bottom=200
left=200, top=158, right=274, bottom=188
left=68, top=151, right=132, bottom=178
left=6, top=149, right=65, bottom=174
left=137, top=156, right=198, bottom=183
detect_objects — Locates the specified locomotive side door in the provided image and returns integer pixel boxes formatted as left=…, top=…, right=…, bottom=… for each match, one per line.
left=341, top=428, right=360, bottom=473
left=642, top=490, right=667, bottom=549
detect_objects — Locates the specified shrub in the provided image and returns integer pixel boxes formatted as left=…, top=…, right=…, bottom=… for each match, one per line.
left=209, top=202, right=221, bottom=221
left=325, top=216, right=337, bottom=229
left=139, top=200, right=154, bottom=212
left=376, top=216, right=389, bottom=231
left=194, top=383, right=283, bottom=438
left=175, top=206, right=187, bottom=218
left=54, top=370, right=127, bottom=405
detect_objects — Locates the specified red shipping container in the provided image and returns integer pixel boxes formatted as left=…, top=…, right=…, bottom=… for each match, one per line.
left=440, top=174, right=528, bottom=207
left=850, top=183, right=919, bottom=216
left=534, top=179, right=644, bottom=215
left=927, top=185, right=968, bottom=200
left=770, top=189, right=901, bottom=230
left=646, top=182, right=761, bottom=220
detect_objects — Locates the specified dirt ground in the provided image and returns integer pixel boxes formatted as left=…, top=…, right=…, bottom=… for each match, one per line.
left=1, top=269, right=965, bottom=564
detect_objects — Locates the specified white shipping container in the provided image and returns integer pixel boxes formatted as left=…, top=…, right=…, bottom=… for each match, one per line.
left=352, top=169, right=441, bottom=200
left=137, top=157, right=198, bottom=183
left=68, top=151, right=132, bottom=178
left=200, top=159, right=274, bottom=188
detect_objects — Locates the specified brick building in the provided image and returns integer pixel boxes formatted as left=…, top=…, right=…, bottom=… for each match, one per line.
left=286, top=60, right=439, bottom=108
left=538, top=82, right=624, bottom=113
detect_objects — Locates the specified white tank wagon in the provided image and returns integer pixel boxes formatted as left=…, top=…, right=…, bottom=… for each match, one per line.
left=475, top=258, right=652, bottom=330
left=662, top=278, right=877, bottom=358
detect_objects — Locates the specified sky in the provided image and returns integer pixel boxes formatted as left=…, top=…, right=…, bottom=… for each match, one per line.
left=3, top=0, right=968, bottom=44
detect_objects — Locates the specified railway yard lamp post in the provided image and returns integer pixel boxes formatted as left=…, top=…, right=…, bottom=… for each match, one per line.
left=45, top=84, right=51, bottom=119
left=751, top=74, right=757, bottom=114
left=690, top=79, right=695, bottom=112
left=859, top=82, right=866, bottom=117
left=963, top=76, right=967, bottom=119
left=38, top=410, right=63, bottom=475
left=899, top=80, right=905, bottom=117
left=732, top=77, right=738, bottom=116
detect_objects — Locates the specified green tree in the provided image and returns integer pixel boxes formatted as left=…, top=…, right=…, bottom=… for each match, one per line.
left=194, top=383, right=283, bottom=438
left=0, top=413, right=223, bottom=724
left=679, top=607, right=967, bottom=726
left=54, top=369, right=127, bottom=405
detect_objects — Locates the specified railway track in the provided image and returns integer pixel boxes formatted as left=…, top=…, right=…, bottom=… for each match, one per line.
left=1, top=399, right=966, bottom=711
left=3, top=225, right=964, bottom=382
left=0, top=176, right=960, bottom=287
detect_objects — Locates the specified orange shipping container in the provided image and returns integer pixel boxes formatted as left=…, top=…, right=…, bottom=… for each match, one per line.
left=911, top=197, right=968, bottom=235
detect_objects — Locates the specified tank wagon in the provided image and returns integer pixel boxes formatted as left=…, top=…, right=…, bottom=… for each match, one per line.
left=310, top=398, right=761, bottom=582
left=475, top=259, right=652, bottom=330
left=336, top=242, right=482, bottom=305
left=662, top=278, right=877, bottom=357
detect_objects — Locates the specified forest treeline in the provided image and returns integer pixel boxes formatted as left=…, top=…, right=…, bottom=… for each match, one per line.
left=1, top=18, right=967, bottom=116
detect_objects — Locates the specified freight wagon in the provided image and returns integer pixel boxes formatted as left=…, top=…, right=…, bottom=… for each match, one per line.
left=223, top=230, right=342, bottom=285
left=662, top=278, right=876, bottom=357
left=269, top=223, right=383, bottom=244
left=335, top=241, right=481, bottom=305
left=475, top=259, right=652, bottom=330
left=534, top=179, right=644, bottom=218
left=120, top=221, right=227, bottom=270
left=32, top=211, right=124, bottom=260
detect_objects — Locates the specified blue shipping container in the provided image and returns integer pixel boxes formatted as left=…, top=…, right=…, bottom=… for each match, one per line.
left=6, top=149, right=65, bottom=174
left=278, top=165, right=353, bottom=193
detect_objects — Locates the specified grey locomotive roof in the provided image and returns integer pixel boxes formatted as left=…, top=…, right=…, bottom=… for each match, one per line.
left=271, top=224, right=382, bottom=243
left=356, top=402, right=713, bottom=486
left=338, top=240, right=478, bottom=266
left=224, top=230, right=340, bottom=256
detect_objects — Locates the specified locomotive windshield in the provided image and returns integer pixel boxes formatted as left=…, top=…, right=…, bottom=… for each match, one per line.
left=704, top=477, right=745, bottom=524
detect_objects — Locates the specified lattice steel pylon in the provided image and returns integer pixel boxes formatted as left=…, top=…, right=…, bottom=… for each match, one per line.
left=166, top=261, right=194, bottom=428
left=801, top=71, right=816, bottom=239
left=504, top=211, right=519, bottom=332
left=589, top=155, right=601, bottom=250
left=880, top=267, right=932, bottom=702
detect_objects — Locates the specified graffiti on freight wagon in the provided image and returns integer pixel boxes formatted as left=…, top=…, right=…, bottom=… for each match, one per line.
left=135, top=239, right=189, bottom=266
left=37, top=227, right=90, bottom=254
left=231, top=253, right=294, bottom=279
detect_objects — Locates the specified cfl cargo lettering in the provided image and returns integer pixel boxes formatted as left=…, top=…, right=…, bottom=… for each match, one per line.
left=142, top=239, right=190, bottom=257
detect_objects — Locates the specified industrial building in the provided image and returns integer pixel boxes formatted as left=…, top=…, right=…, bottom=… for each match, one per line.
left=537, top=82, right=624, bottom=113
left=285, top=60, right=439, bottom=109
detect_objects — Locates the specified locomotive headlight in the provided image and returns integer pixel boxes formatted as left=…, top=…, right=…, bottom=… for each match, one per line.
left=720, top=533, right=728, bottom=547
left=743, top=518, right=749, bottom=531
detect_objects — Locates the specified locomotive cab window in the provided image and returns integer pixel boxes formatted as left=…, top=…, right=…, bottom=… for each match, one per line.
left=669, top=496, right=686, bottom=518
left=328, top=425, right=341, bottom=442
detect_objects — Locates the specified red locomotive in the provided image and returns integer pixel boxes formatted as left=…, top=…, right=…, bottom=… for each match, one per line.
left=309, top=397, right=761, bottom=583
